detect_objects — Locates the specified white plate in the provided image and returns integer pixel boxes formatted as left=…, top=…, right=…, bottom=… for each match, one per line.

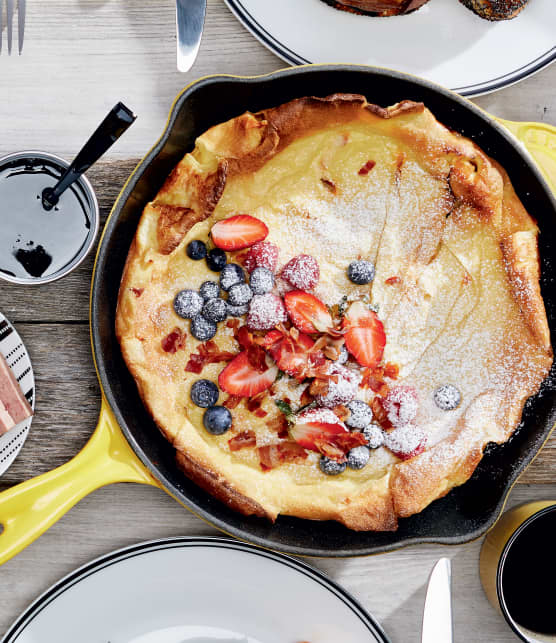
left=224, top=0, right=556, bottom=96
left=2, top=537, right=389, bottom=643
left=0, top=312, right=34, bottom=477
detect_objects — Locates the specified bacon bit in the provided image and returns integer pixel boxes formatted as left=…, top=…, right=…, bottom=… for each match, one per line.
left=226, top=318, right=240, bottom=331
left=384, top=362, right=399, bottom=379
left=247, top=392, right=269, bottom=418
left=259, top=442, right=308, bottom=471
left=266, top=414, right=289, bottom=438
left=237, top=325, right=254, bottom=349
left=320, top=177, right=337, bottom=194
left=326, top=327, right=347, bottom=338
left=385, top=276, right=401, bottom=285
left=130, top=287, right=144, bottom=297
left=333, top=404, right=350, bottom=422
left=309, top=378, right=330, bottom=397
left=370, top=396, right=392, bottom=429
left=162, top=327, right=186, bottom=354
left=334, top=431, right=367, bottom=451
left=185, top=340, right=237, bottom=373
left=246, top=344, right=268, bottom=372
left=228, top=431, right=256, bottom=452
left=358, top=160, right=376, bottom=175
left=314, top=438, right=346, bottom=462
left=462, top=272, right=472, bottom=285
left=300, top=386, right=313, bottom=407
left=223, top=394, right=242, bottom=409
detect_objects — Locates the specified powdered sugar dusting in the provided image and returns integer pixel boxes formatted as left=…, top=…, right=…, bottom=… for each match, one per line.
left=316, top=363, right=361, bottom=408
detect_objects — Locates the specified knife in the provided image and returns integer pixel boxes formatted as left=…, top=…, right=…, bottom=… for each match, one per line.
left=421, top=558, right=453, bottom=643
left=176, top=0, right=207, bottom=73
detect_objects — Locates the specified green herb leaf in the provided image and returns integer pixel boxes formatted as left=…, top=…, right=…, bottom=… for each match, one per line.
left=275, top=399, right=295, bottom=422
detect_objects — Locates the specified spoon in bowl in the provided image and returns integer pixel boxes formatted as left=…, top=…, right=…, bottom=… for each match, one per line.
left=41, top=102, right=136, bottom=211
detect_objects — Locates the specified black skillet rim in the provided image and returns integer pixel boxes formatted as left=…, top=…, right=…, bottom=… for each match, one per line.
left=91, top=64, right=556, bottom=557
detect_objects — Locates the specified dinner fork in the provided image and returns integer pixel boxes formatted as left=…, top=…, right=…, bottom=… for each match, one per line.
left=0, top=0, right=26, bottom=55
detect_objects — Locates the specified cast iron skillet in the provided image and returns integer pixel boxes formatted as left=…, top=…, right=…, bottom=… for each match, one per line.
left=93, top=65, right=556, bottom=557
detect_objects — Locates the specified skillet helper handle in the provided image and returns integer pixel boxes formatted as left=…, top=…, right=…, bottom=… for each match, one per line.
left=497, top=118, right=556, bottom=195
left=0, top=399, right=158, bottom=566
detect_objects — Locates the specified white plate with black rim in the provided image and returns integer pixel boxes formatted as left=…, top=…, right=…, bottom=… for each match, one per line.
left=1, top=537, right=390, bottom=643
left=224, top=0, right=556, bottom=97
left=0, top=312, right=35, bottom=477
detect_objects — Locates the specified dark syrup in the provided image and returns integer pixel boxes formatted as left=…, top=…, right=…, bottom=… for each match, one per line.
left=0, top=158, right=92, bottom=280
left=502, top=509, right=556, bottom=636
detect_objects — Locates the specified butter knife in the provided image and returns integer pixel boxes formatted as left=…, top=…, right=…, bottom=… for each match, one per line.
left=176, top=0, right=207, bottom=73
left=421, top=558, right=453, bottom=643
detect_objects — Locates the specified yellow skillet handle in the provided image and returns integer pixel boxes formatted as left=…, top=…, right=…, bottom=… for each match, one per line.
left=0, top=399, right=159, bottom=566
left=497, top=118, right=556, bottom=195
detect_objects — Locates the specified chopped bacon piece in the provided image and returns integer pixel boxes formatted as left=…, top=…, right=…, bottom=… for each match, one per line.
left=223, top=394, right=242, bottom=409
left=370, top=396, right=392, bottom=429
left=130, top=287, right=144, bottom=297
left=226, top=319, right=241, bottom=331
left=266, top=414, right=289, bottom=438
left=162, top=328, right=186, bottom=354
left=384, top=362, right=399, bottom=379
left=358, top=160, right=376, bottom=175
left=237, top=325, right=255, bottom=349
left=300, top=386, right=313, bottom=407
left=185, top=340, right=237, bottom=373
left=259, top=442, right=308, bottom=471
left=385, top=276, right=401, bottom=285
left=334, top=431, right=367, bottom=451
left=320, top=177, right=337, bottom=194
left=247, top=392, right=269, bottom=418
left=333, top=404, right=350, bottom=422
left=228, top=431, right=256, bottom=452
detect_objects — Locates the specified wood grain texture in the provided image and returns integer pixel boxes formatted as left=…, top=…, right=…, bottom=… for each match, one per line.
left=0, top=1, right=555, bottom=641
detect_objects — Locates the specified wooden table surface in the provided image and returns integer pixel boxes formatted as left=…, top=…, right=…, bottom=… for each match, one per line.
left=0, top=2, right=555, bottom=641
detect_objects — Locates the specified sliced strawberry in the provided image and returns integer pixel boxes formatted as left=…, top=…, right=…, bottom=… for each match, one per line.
left=218, top=349, right=278, bottom=397
left=281, top=254, right=320, bottom=290
left=243, top=241, right=279, bottom=272
left=266, top=331, right=316, bottom=380
left=284, top=290, right=333, bottom=334
left=342, top=301, right=386, bottom=368
left=211, top=215, right=268, bottom=251
left=290, top=408, right=348, bottom=455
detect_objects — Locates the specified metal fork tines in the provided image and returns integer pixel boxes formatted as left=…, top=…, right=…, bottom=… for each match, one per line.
left=0, top=0, right=26, bottom=55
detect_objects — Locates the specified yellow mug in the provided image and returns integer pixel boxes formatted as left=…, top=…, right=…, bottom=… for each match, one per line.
left=480, top=502, right=556, bottom=642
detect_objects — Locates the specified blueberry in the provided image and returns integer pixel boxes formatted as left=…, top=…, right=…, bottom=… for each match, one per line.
left=186, top=240, right=207, bottom=260
left=203, top=405, right=232, bottom=435
left=347, top=445, right=371, bottom=470
left=319, top=456, right=347, bottom=476
left=363, top=424, right=385, bottom=449
left=220, top=263, right=245, bottom=291
left=190, top=379, right=219, bottom=408
left=199, top=281, right=220, bottom=301
left=174, top=289, right=203, bottom=319
left=202, top=298, right=228, bottom=323
left=346, top=400, right=373, bottom=429
left=191, top=315, right=217, bottom=341
left=433, top=384, right=461, bottom=411
left=348, top=260, right=375, bottom=285
left=228, top=283, right=253, bottom=306
left=227, top=303, right=249, bottom=317
left=250, top=267, right=275, bottom=295
left=206, top=248, right=227, bottom=272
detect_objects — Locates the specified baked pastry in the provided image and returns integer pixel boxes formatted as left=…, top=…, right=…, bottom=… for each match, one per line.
left=321, top=0, right=430, bottom=16
left=116, top=94, right=552, bottom=531
left=458, top=0, right=530, bottom=20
